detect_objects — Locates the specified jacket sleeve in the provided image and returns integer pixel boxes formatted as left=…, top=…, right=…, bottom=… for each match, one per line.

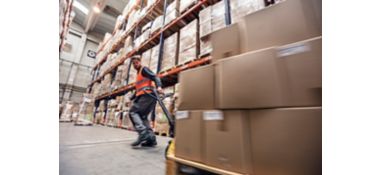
left=141, top=67, right=162, bottom=87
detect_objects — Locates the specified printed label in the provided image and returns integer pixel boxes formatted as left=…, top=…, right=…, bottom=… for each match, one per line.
left=277, top=43, right=310, bottom=57
left=176, top=111, right=189, bottom=120
left=203, top=111, right=224, bottom=120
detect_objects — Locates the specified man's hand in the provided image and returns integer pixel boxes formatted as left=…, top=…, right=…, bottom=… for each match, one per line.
left=157, top=87, right=164, bottom=95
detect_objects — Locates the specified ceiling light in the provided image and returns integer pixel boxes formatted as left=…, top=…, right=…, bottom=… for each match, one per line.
left=93, top=6, right=101, bottom=13
left=73, top=1, right=89, bottom=15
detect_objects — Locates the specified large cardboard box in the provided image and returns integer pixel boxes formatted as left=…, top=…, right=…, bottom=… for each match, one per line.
left=238, top=0, right=322, bottom=52
left=215, top=37, right=321, bottom=109
left=175, top=111, right=204, bottom=163
left=204, top=110, right=253, bottom=174
left=210, top=23, right=241, bottom=61
left=249, top=107, right=322, bottom=175
left=178, top=64, right=214, bottom=110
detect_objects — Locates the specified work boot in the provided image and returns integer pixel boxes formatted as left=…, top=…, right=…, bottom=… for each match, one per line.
left=141, top=134, right=157, bottom=147
left=131, top=130, right=150, bottom=147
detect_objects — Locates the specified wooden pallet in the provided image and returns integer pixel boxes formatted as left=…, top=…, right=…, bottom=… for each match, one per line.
left=154, top=130, right=168, bottom=137
left=167, top=155, right=246, bottom=175
left=199, top=52, right=211, bottom=58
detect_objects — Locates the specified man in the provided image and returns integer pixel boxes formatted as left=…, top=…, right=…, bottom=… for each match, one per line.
left=129, top=55, right=164, bottom=147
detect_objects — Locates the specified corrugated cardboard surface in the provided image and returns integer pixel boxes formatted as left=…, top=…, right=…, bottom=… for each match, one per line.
left=215, top=37, right=321, bottom=109
left=162, top=32, right=179, bottom=71
left=179, top=0, right=198, bottom=13
left=178, top=19, right=199, bottom=65
left=238, top=0, right=322, bottom=52
left=210, top=23, right=241, bottom=61
left=141, top=49, right=152, bottom=67
left=250, top=107, right=322, bottom=175
left=149, top=45, right=160, bottom=74
left=175, top=111, right=204, bottom=163
left=204, top=110, right=253, bottom=174
left=178, top=64, right=214, bottom=110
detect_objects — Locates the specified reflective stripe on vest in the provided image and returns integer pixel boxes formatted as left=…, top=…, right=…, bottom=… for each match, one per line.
left=135, top=67, right=155, bottom=96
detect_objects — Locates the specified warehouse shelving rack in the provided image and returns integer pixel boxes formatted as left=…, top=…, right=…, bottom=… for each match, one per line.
left=59, top=0, right=74, bottom=51
left=89, top=0, right=223, bottom=96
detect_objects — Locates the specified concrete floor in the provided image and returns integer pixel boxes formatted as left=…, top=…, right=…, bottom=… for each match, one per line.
left=60, top=123, right=172, bottom=175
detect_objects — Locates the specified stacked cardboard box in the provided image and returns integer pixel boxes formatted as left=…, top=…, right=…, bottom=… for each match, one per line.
left=211, top=1, right=226, bottom=32
left=164, top=0, right=179, bottom=26
left=178, top=19, right=199, bottom=65
left=162, top=32, right=179, bottom=71
left=154, top=87, right=174, bottom=134
left=121, top=93, right=134, bottom=129
left=149, top=45, right=160, bottom=73
left=179, top=0, right=198, bottom=13
left=176, top=0, right=321, bottom=174
left=230, top=0, right=265, bottom=24
left=134, top=29, right=150, bottom=49
left=77, top=94, right=95, bottom=123
left=198, top=1, right=226, bottom=56
left=128, top=63, right=138, bottom=84
left=151, top=15, right=163, bottom=34
left=111, top=65, right=124, bottom=90
left=142, top=49, right=152, bottom=67
left=124, top=35, right=134, bottom=54
left=121, top=59, right=131, bottom=85
left=60, top=101, right=75, bottom=121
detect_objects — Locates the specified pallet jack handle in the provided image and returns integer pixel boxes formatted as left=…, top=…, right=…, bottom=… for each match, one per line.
left=142, top=87, right=175, bottom=138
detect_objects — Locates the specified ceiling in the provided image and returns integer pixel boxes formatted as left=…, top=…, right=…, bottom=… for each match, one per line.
left=71, top=0, right=129, bottom=37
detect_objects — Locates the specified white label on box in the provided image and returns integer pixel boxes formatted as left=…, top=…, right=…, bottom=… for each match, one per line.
left=203, top=111, right=224, bottom=120
left=277, top=43, right=310, bottom=57
left=176, top=111, right=189, bottom=120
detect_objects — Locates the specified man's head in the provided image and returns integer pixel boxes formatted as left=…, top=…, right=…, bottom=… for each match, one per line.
left=131, top=55, right=142, bottom=70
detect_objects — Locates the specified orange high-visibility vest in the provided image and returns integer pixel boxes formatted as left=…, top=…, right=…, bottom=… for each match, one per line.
left=135, top=67, right=155, bottom=96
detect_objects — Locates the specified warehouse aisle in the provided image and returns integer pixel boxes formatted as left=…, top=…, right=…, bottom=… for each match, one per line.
left=59, top=123, right=171, bottom=175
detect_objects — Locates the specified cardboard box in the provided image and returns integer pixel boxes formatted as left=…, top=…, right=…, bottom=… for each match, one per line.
left=164, top=0, right=179, bottom=26
left=211, top=1, right=226, bottom=32
left=178, top=19, right=199, bottom=65
left=199, top=6, right=212, bottom=37
left=178, top=64, right=214, bottom=110
left=230, top=0, right=265, bottom=24
left=215, top=37, right=321, bottom=109
left=151, top=15, right=163, bottom=33
left=162, top=32, right=179, bottom=71
left=179, top=0, right=198, bottom=13
left=210, top=23, right=241, bottom=61
left=175, top=111, right=204, bottom=163
left=142, top=49, right=152, bottom=67
left=204, top=110, right=253, bottom=174
left=200, top=36, right=212, bottom=56
left=249, top=107, right=322, bottom=175
left=238, top=0, right=321, bottom=52
left=149, top=45, right=160, bottom=73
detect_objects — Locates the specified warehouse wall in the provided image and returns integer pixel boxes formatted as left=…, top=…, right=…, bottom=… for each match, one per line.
left=59, top=22, right=100, bottom=104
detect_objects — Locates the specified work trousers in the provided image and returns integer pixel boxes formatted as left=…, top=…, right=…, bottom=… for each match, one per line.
left=129, top=93, right=156, bottom=134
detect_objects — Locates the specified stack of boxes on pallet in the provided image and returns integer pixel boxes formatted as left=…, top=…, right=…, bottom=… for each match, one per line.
left=175, top=0, right=321, bottom=174
left=164, top=0, right=180, bottom=26
left=76, top=93, right=95, bottom=123
left=178, top=19, right=199, bottom=65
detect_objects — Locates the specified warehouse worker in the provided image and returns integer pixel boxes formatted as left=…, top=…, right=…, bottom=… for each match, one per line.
left=129, top=55, right=164, bottom=147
